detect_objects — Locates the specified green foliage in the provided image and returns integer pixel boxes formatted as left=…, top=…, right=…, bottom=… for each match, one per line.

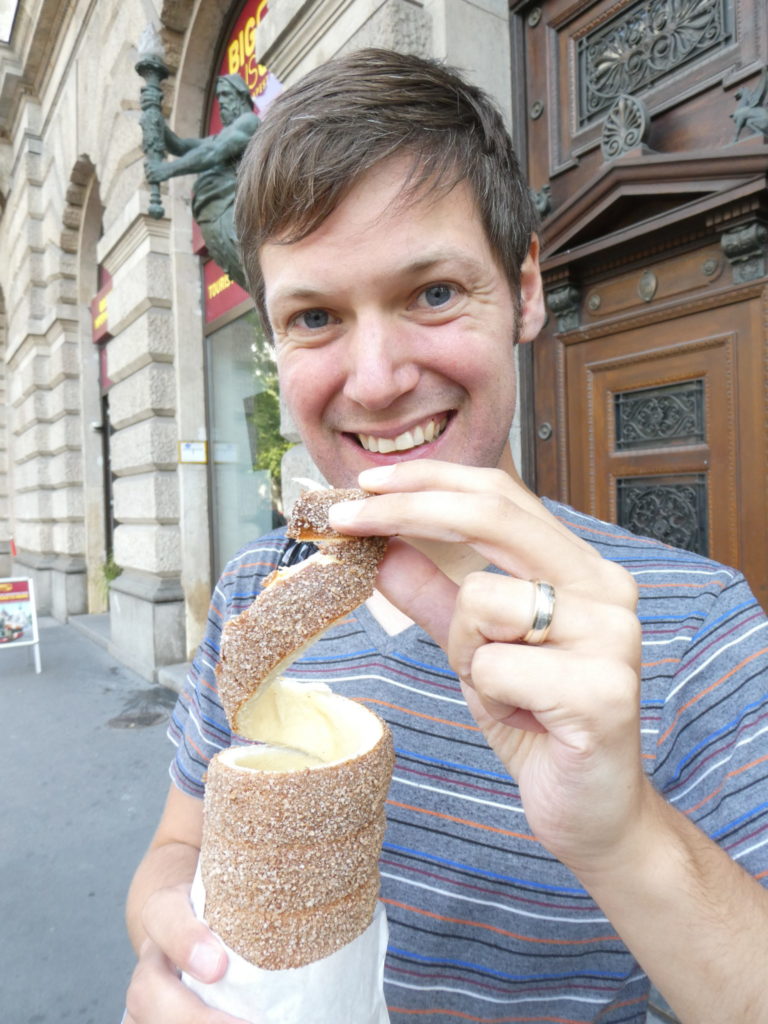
left=250, top=335, right=293, bottom=492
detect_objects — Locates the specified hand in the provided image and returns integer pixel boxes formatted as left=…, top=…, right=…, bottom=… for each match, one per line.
left=144, top=158, right=169, bottom=184
left=124, top=883, right=247, bottom=1024
left=328, top=460, right=650, bottom=877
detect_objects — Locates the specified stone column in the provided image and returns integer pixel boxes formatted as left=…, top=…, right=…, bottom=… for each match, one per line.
left=0, top=297, right=9, bottom=577
left=5, top=105, right=88, bottom=616
left=99, top=203, right=185, bottom=680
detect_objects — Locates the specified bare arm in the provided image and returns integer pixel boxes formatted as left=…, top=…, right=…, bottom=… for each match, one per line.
left=126, top=784, right=202, bottom=950
left=146, top=115, right=259, bottom=183
left=577, top=792, right=768, bottom=1023
left=124, top=784, right=246, bottom=1024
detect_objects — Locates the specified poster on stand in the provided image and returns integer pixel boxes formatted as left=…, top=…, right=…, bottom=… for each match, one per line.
left=0, top=577, right=41, bottom=672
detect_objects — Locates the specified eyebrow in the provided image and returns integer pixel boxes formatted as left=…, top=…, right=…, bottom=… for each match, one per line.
left=267, top=249, right=486, bottom=311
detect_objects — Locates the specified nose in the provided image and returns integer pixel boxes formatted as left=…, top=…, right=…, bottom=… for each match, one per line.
left=342, top=317, right=419, bottom=411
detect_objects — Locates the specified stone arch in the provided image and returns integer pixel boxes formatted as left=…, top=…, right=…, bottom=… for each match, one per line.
left=161, top=0, right=234, bottom=134
left=60, top=154, right=99, bottom=255
left=65, top=156, right=112, bottom=613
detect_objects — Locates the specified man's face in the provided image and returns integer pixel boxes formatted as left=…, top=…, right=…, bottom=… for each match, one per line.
left=261, top=157, right=544, bottom=488
left=217, top=84, right=241, bottom=125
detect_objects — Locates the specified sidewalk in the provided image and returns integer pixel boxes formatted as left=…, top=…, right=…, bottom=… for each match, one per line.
left=1, top=617, right=177, bottom=1024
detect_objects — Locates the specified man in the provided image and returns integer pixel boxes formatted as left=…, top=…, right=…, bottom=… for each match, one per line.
left=125, top=50, right=768, bottom=1023
left=145, top=73, right=260, bottom=289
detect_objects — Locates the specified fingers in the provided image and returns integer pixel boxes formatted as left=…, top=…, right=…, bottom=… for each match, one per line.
left=125, top=883, right=248, bottom=1024
left=125, top=941, right=247, bottom=1024
left=329, top=463, right=623, bottom=598
left=448, top=572, right=639, bottom=678
left=142, top=883, right=228, bottom=984
left=374, top=539, right=457, bottom=648
left=468, top=642, right=640, bottom=738
left=357, top=460, right=595, bottom=552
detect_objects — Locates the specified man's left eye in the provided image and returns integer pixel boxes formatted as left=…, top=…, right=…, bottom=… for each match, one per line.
left=295, top=309, right=331, bottom=329
left=422, top=284, right=454, bottom=308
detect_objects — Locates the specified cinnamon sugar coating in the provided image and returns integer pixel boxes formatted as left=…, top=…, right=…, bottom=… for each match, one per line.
left=205, top=871, right=381, bottom=970
left=201, top=817, right=386, bottom=915
left=204, top=726, right=394, bottom=844
left=202, top=722, right=394, bottom=969
left=287, top=487, right=371, bottom=541
left=217, top=556, right=383, bottom=731
left=204, top=485, right=394, bottom=970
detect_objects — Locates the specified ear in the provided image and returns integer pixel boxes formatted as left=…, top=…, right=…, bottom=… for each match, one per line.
left=517, top=234, right=546, bottom=345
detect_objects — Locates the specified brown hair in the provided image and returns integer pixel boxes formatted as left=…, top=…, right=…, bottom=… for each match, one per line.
left=234, top=48, right=538, bottom=328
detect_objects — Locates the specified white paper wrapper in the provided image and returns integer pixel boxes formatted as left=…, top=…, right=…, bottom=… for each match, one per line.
left=183, top=862, right=390, bottom=1023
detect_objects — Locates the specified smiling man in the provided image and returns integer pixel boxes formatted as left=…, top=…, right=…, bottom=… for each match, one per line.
left=124, top=50, right=768, bottom=1024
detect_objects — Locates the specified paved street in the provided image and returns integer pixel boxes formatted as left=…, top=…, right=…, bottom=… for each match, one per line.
left=1, top=617, right=179, bottom=1024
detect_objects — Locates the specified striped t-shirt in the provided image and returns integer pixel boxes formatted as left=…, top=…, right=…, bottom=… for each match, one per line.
left=169, top=499, right=768, bottom=1023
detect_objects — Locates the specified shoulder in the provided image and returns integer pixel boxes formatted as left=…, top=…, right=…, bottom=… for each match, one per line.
left=542, top=497, right=759, bottom=617
left=213, top=528, right=296, bottom=617
left=543, top=497, right=737, bottom=577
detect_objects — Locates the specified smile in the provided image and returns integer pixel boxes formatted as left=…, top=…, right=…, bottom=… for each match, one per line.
left=356, top=416, right=448, bottom=454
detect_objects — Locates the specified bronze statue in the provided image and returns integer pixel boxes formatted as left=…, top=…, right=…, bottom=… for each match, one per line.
left=142, top=73, right=260, bottom=289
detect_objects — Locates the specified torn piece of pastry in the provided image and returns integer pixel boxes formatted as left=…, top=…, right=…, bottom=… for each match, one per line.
left=217, top=488, right=387, bottom=736
left=200, top=487, right=394, bottom=973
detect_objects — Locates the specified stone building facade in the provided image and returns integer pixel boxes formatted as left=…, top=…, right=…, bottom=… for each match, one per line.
left=0, top=0, right=516, bottom=680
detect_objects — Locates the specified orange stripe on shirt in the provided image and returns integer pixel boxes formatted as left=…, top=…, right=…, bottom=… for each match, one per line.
left=220, top=558, right=281, bottom=577
left=387, top=799, right=535, bottom=842
left=637, top=581, right=724, bottom=590
left=684, top=753, right=768, bottom=814
left=364, top=698, right=480, bottom=732
left=382, top=897, right=616, bottom=946
left=658, top=647, right=768, bottom=746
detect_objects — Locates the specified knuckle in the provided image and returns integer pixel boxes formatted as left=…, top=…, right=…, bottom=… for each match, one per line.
left=457, top=570, right=491, bottom=609
left=600, top=561, right=638, bottom=610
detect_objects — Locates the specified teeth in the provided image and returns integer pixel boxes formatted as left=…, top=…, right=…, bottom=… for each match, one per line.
left=358, top=417, right=445, bottom=454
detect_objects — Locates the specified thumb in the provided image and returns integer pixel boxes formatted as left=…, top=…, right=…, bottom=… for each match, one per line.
left=374, top=539, right=457, bottom=649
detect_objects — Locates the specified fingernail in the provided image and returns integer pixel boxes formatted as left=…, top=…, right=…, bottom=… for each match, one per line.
left=358, top=465, right=396, bottom=488
left=328, top=500, right=361, bottom=526
left=189, top=941, right=224, bottom=981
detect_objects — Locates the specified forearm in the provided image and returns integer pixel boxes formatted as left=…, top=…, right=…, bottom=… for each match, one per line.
left=576, top=787, right=768, bottom=1023
left=125, top=784, right=205, bottom=953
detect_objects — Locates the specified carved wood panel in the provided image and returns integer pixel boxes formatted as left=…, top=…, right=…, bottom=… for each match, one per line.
left=562, top=297, right=767, bottom=605
left=513, top=0, right=767, bottom=216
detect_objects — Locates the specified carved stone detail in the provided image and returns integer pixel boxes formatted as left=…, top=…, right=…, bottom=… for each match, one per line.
left=601, top=94, right=650, bottom=160
left=546, top=284, right=581, bottom=332
left=720, top=221, right=768, bottom=284
left=531, top=184, right=552, bottom=217
left=579, top=0, right=730, bottom=124
left=731, top=69, right=768, bottom=142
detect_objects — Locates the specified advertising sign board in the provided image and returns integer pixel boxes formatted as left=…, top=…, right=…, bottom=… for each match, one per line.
left=0, top=577, right=41, bottom=672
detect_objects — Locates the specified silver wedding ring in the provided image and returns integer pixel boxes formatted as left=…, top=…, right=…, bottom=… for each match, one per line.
left=523, top=579, right=556, bottom=645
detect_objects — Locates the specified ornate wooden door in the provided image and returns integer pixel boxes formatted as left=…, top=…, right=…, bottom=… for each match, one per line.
left=511, top=0, right=768, bottom=606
